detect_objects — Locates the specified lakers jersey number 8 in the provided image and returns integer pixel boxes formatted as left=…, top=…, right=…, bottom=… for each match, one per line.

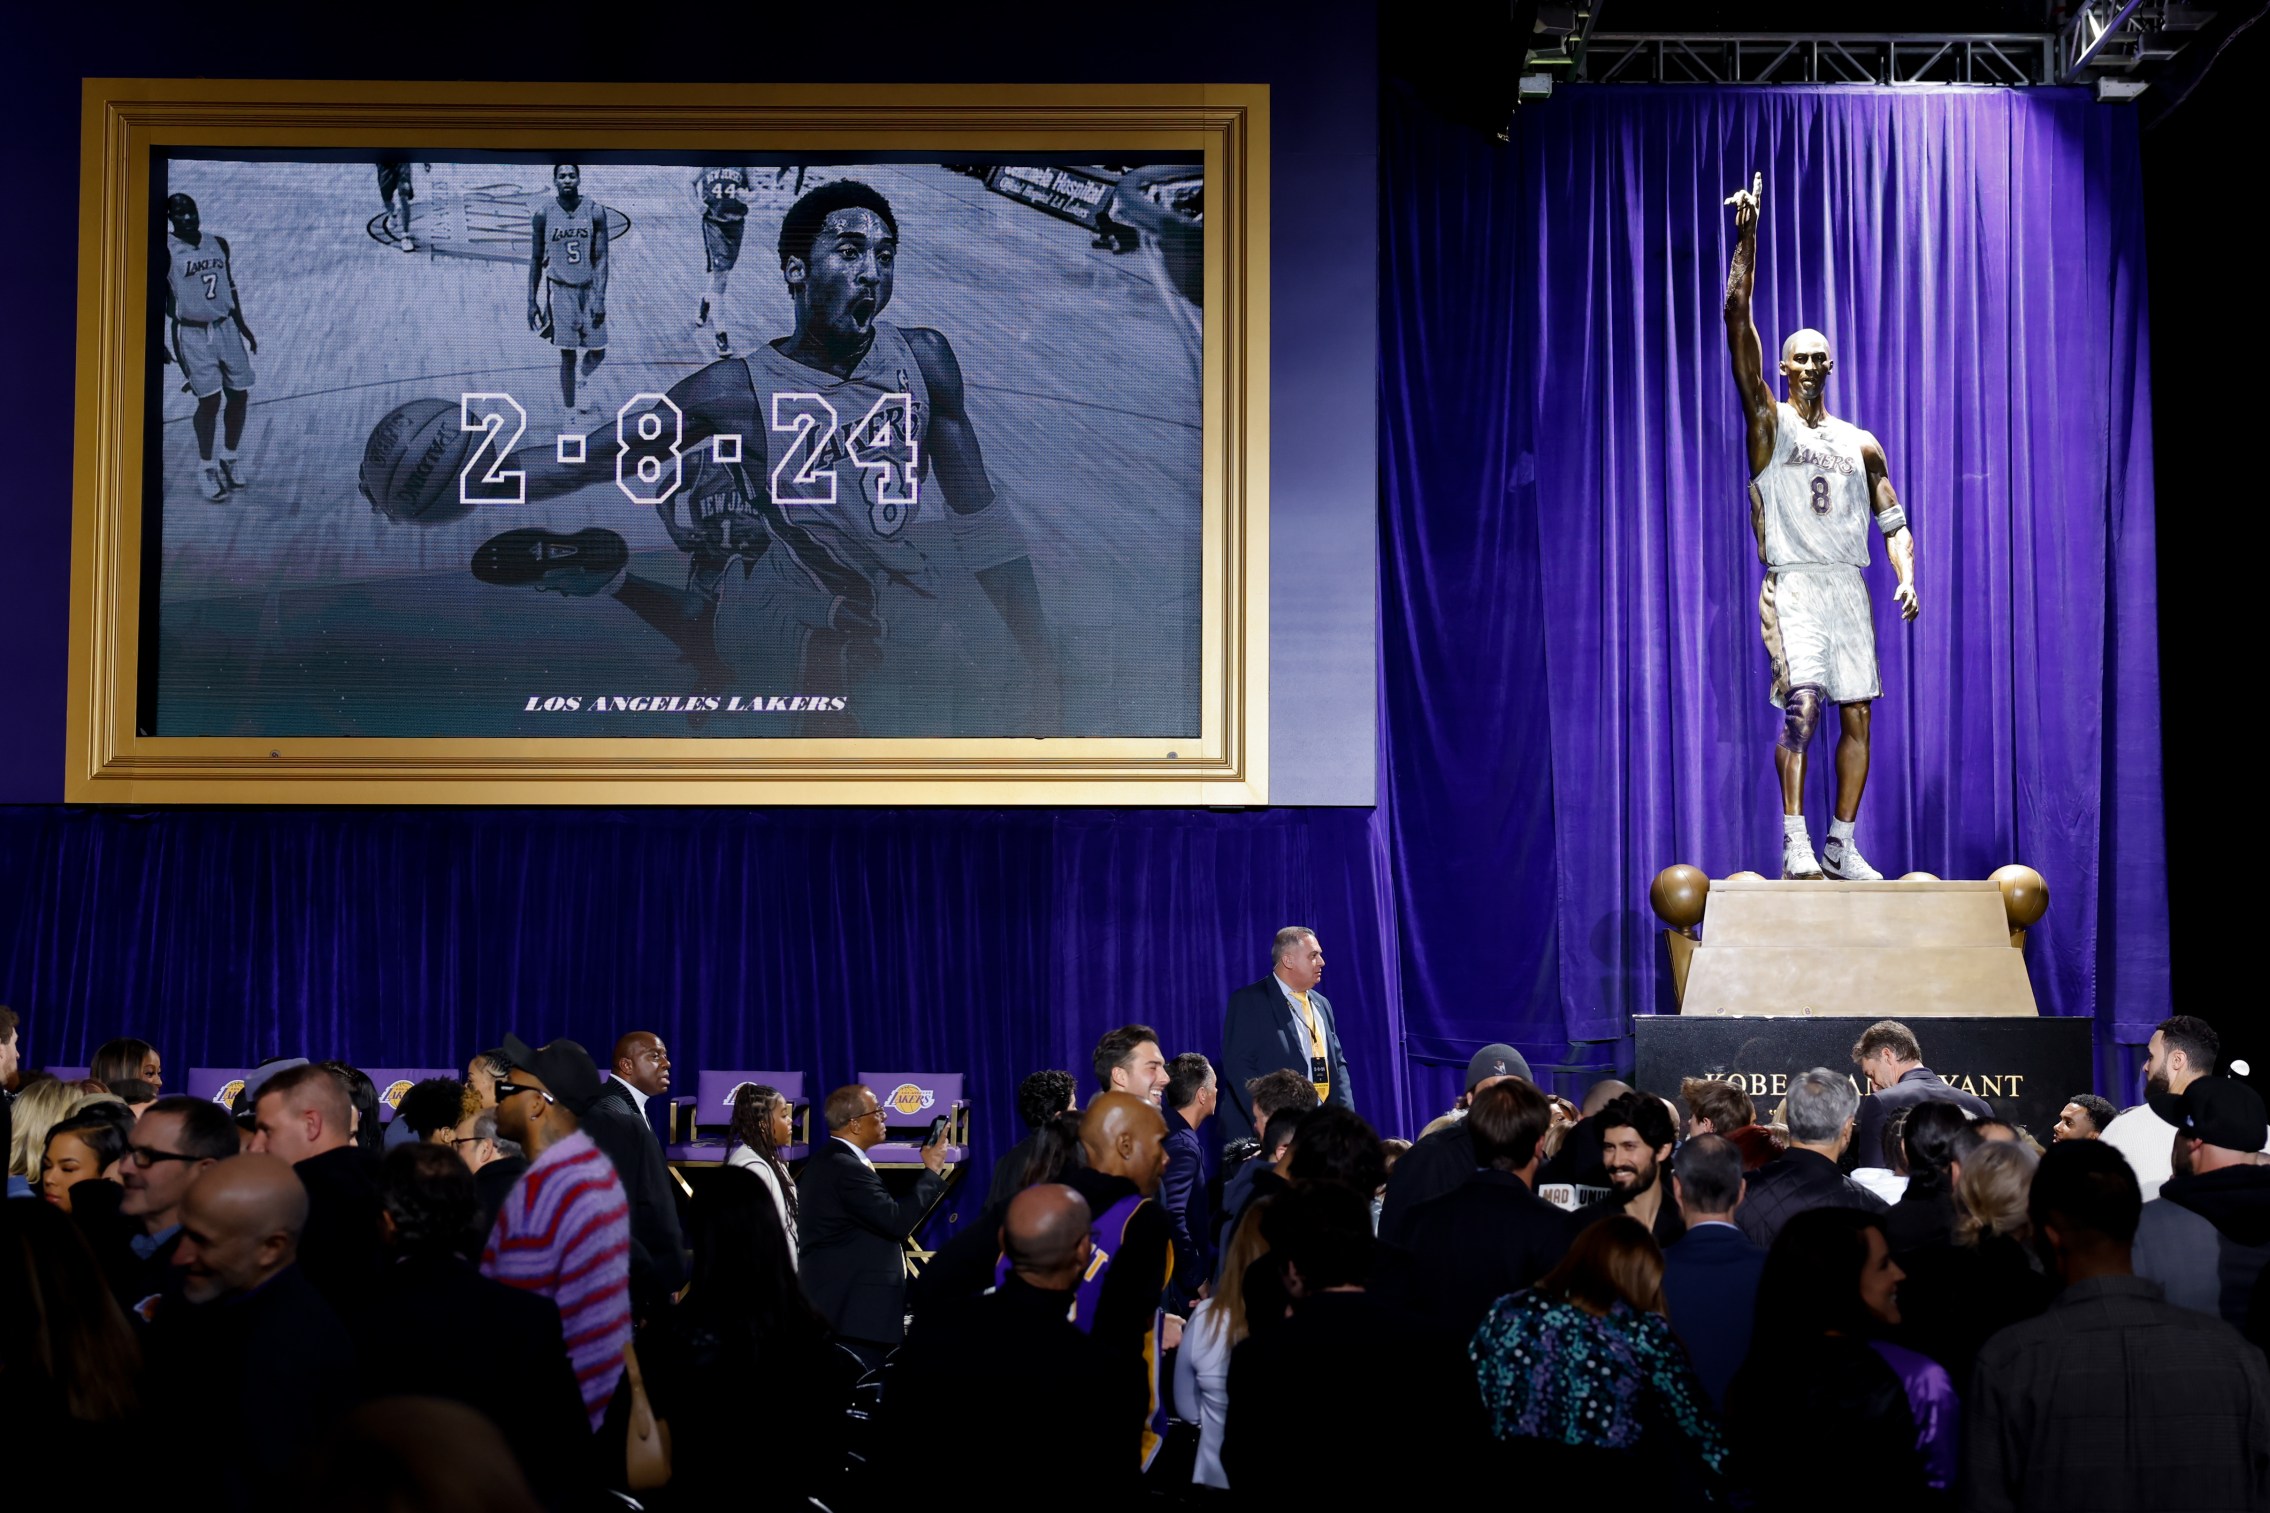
left=1752, top=402, right=1875, bottom=569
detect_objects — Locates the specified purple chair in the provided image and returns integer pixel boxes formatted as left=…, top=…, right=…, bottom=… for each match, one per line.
left=857, top=1071, right=970, bottom=1168
left=363, top=1068, right=460, bottom=1123
left=666, top=1070, right=811, bottom=1166
left=186, top=1067, right=257, bottom=1108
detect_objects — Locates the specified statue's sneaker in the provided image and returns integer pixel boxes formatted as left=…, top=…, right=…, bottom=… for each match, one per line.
left=1822, top=836, right=1883, bottom=881
left=1782, top=830, right=1825, bottom=880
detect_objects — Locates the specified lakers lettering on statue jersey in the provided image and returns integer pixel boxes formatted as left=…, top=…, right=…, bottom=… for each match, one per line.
left=1753, top=402, right=1882, bottom=709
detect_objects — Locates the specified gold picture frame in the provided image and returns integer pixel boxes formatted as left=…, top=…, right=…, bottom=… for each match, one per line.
left=69, top=79, right=1268, bottom=804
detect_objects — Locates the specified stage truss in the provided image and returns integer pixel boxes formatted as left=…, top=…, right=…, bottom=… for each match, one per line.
left=1521, top=3, right=2225, bottom=102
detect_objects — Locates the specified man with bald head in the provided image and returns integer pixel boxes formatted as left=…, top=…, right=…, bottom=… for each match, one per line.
left=569, top=1029, right=687, bottom=1304
left=146, top=1155, right=360, bottom=1507
left=597, top=1029, right=673, bottom=1142
left=1057, top=1090, right=1180, bottom=1470
left=249, top=1060, right=383, bottom=1314
left=797, top=1081, right=950, bottom=1368
left=888, top=1185, right=1128, bottom=1485
left=1724, top=173, right=1919, bottom=880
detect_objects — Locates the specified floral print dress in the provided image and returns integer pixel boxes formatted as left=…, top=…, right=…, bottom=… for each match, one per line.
left=1470, top=1290, right=1730, bottom=1482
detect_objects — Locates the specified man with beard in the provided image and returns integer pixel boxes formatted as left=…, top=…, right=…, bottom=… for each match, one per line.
left=2132, top=1077, right=2270, bottom=1327
left=1573, top=1089, right=1684, bottom=1246
left=2100, top=1015, right=2228, bottom=1201
left=478, top=178, right=1057, bottom=734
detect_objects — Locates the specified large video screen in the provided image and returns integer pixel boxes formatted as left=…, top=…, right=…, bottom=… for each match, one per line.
left=143, top=155, right=1204, bottom=739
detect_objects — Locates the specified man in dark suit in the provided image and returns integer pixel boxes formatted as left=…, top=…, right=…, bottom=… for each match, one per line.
left=248, top=1063, right=385, bottom=1319
left=1376, top=1044, right=1534, bottom=1247
left=597, top=1029, right=675, bottom=1145
left=1393, top=1078, right=1572, bottom=1338
left=887, top=1184, right=1135, bottom=1489
left=358, top=1143, right=593, bottom=1506
left=1161, top=1053, right=1216, bottom=1309
left=1660, top=1134, right=1767, bottom=1408
left=147, top=1154, right=360, bottom=1510
left=1738, top=1068, right=1888, bottom=1249
left=110, top=1095, right=239, bottom=1310
left=1850, top=1019, right=1993, bottom=1176
left=546, top=1031, right=688, bottom=1305
left=1220, top=926, right=1352, bottom=1142
left=798, top=1083, right=949, bottom=1367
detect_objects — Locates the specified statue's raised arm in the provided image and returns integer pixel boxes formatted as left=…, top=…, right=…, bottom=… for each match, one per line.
left=1723, top=172, right=1777, bottom=478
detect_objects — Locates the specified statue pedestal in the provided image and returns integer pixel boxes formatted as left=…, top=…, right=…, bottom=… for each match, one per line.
left=1666, top=878, right=2038, bottom=1017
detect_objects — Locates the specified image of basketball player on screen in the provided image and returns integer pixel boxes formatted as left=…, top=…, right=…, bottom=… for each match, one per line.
left=160, top=193, right=259, bottom=502
left=1723, top=172, right=1920, bottom=881
left=476, top=178, right=1056, bottom=733
left=376, top=160, right=418, bottom=253
left=528, top=163, right=609, bottom=426
left=692, top=165, right=756, bottom=358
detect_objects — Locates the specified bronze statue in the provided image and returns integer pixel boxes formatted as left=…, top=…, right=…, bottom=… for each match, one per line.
left=1724, top=173, right=1919, bottom=880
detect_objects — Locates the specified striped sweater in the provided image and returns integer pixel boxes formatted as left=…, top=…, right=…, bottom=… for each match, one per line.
left=480, top=1128, right=633, bottom=1428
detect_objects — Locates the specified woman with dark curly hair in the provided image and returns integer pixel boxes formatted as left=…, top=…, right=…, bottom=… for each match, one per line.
left=725, top=1082, right=799, bottom=1261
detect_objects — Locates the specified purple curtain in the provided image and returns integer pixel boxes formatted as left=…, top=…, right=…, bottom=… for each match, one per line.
left=1383, top=85, right=2165, bottom=1067
left=0, top=805, right=1406, bottom=1163
left=0, top=85, right=2166, bottom=1159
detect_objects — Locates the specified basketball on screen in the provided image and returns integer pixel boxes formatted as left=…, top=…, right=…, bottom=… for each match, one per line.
left=359, top=398, right=478, bottom=524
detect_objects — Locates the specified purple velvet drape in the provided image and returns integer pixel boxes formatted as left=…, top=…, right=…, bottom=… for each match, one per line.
left=1384, top=86, right=2166, bottom=1062
left=0, top=85, right=2166, bottom=1160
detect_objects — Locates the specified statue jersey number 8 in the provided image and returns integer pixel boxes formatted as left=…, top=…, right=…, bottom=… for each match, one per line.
left=1751, top=401, right=1878, bottom=571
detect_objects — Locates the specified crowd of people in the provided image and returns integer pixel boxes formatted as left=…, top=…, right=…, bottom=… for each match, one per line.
left=4, top=1000, right=2268, bottom=1510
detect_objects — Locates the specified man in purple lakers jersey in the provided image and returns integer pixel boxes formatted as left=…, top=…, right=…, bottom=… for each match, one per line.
left=527, top=164, right=610, bottom=427
left=160, top=193, right=259, bottom=502
left=484, top=179, right=1054, bottom=733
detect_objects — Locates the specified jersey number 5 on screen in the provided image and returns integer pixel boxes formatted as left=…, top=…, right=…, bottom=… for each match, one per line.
left=456, top=391, right=921, bottom=515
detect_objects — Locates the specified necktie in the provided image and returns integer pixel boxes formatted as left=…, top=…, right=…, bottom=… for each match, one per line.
left=1294, top=991, right=1330, bottom=1103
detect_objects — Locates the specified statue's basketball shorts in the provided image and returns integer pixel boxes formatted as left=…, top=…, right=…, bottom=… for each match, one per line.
left=1761, top=561, right=1880, bottom=708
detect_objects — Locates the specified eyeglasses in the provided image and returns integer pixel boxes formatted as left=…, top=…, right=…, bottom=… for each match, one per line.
left=125, top=1145, right=202, bottom=1168
left=493, top=1081, right=555, bottom=1106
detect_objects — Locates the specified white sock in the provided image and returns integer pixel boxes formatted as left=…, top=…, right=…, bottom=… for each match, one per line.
left=1829, top=817, right=1856, bottom=843
left=1783, top=814, right=1808, bottom=840
left=218, top=447, right=237, bottom=462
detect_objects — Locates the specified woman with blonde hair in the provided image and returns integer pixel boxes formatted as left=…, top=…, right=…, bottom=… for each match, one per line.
left=1899, top=1137, right=2053, bottom=1386
left=7, top=1075, right=83, bottom=1197
left=1175, top=1199, right=1274, bottom=1488
left=1471, top=1215, right=1727, bottom=1494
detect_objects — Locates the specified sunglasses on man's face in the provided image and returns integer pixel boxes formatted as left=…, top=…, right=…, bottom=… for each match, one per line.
left=494, top=1081, right=555, bottom=1105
